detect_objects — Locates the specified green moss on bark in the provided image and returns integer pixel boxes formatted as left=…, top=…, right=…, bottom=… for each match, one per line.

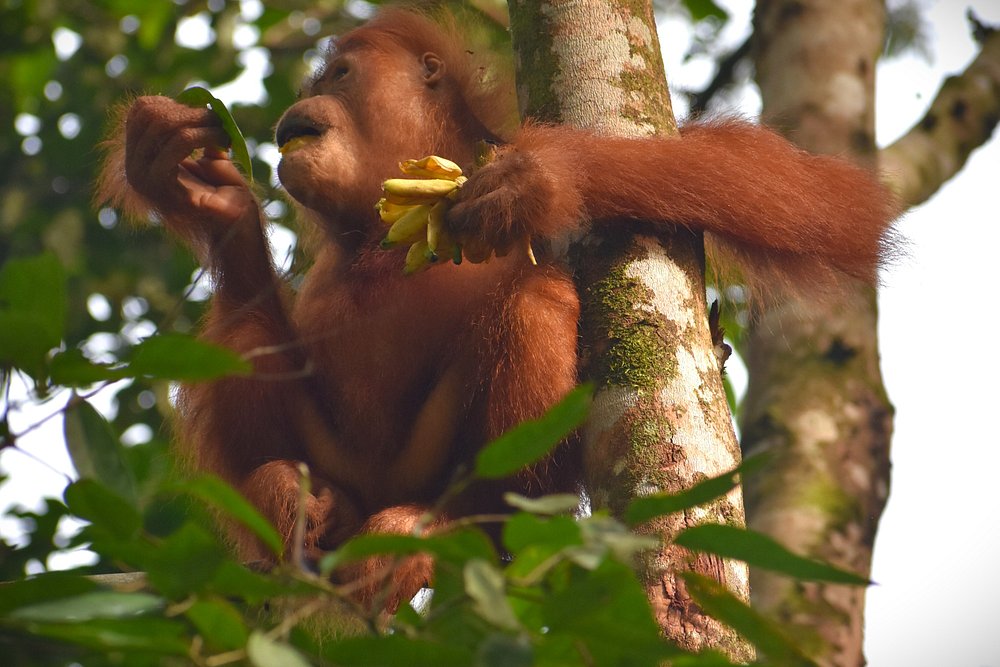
left=507, top=0, right=560, bottom=122
left=589, top=261, right=672, bottom=392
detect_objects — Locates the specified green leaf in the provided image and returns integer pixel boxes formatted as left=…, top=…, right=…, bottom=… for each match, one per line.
left=626, top=454, right=769, bottom=526
left=49, top=349, right=126, bottom=386
left=0, top=253, right=66, bottom=377
left=683, top=0, right=729, bottom=22
left=137, top=3, right=175, bottom=51
left=322, top=534, right=428, bottom=572
left=23, top=617, right=190, bottom=655
left=475, top=385, right=591, bottom=479
left=322, top=528, right=496, bottom=575
left=128, top=333, right=251, bottom=380
left=10, top=49, right=56, bottom=111
left=426, top=527, right=497, bottom=564
left=63, top=479, right=142, bottom=541
left=542, top=559, right=682, bottom=666
left=176, top=475, right=282, bottom=558
left=504, top=513, right=582, bottom=583
left=64, top=396, right=137, bottom=503
left=319, top=636, right=473, bottom=667
left=464, top=559, right=520, bottom=630
left=186, top=597, right=249, bottom=652
left=683, top=573, right=815, bottom=666
left=9, top=591, right=164, bottom=622
left=504, top=492, right=580, bottom=515
left=674, top=524, right=870, bottom=585
left=476, top=634, right=534, bottom=667
left=144, top=522, right=227, bottom=598
left=504, top=513, right=581, bottom=554
left=208, top=561, right=308, bottom=604
left=672, top=652, right=741, bottom=667
left=247, top=631, right=311, bottom=667
left=0, top=573, right=97, bottom=616
left=176, top=86, right=254, bottom=182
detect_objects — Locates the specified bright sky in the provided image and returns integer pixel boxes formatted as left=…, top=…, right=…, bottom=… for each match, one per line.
left=666, top=2, right=1000, bottom=659
left=2, top=1, right=999, bottom=665
left=866, top=3, right=1000, bottom=664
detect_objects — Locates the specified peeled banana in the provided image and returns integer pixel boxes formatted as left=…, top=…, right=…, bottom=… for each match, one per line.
left=399, top=155, right=463, bottom=180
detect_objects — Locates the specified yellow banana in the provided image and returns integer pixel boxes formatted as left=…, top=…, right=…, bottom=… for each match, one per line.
left=399, top=155, right=463, bottom=180
left=381, top=204, right=431, bottom=249
left=525, top=237, right=538, bottom=265
left=278, top=135, right=319, bottom=154
left=383, top=178, right=459, bottom=200
left=404, top=240, right=432, bottom=274
left=375, top=198, right=419, bottom=224
left=380, top=154, right=534, bottom=273
left=426, top=199, right=459, bottom=262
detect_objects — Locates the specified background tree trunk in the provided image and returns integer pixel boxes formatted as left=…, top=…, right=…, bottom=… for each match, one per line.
left=742, top=1, right=891, bottom=665
left=880, top=24, right=1000, bottom=206
left=506, top=0, right=752, bottom=659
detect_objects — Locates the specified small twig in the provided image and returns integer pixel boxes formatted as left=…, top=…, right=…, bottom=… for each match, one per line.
left=688, top=36, right=753, bottom=117
left=203, top=647, right=246, bottom=667
left=968, top=8, right=997, bottom=45
left=292, top=463, right=310, bottom=572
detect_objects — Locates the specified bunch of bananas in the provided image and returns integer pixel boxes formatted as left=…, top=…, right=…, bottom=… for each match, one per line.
left=378, top=155, right=536, bottom=274
left=378, top=155, right=466, bottom=274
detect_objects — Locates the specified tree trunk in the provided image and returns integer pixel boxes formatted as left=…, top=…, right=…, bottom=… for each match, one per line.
left=743, top=2, right=891, bottom=665
left=881, top=24, right=1000, bottom=207
left=506, top=0, right=753, bottom=659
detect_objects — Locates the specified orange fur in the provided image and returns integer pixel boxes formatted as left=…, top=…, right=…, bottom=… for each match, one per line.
left=96, top=8, right=897, bottom=612
left=449, top=121, right=899, bottom=299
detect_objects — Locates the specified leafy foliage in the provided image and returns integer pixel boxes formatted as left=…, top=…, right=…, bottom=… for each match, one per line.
left=1, top=364, right=861, bottom=664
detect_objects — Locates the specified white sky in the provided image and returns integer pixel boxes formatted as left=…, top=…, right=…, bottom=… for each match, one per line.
left=2, top=1, right=1000, bottom=664
left=867, top=2, right=1000, bottom=664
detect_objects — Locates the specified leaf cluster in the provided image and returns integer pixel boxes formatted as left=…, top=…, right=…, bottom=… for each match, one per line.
left=1, top=374, right=866, bottom=666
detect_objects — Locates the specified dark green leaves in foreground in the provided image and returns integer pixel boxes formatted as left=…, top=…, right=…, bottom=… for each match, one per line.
left=49, top=334, right=250, bottom=386
left=128, top=333, right=251, bottom=380
left=176, top=86, right=253, bottom=181
left=475, top=384, right=591, bottom=478
left=0, top=253, right=66, bottom=379
left=676, top=523, right=870, bottom=585
left=5, top=371, right=860, bottom=666
left=684, top=573, right=815, bottom=666
left=177, top=475, right=283, bottom=558
left=626, top=453, right=769, bottom=526
left=64, top=397, right=137, bottom=504
left=0, top=251, right=250, bottom=388
left=9, top=591, right=164, bottom=622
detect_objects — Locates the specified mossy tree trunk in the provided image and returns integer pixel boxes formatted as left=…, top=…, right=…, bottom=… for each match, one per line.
left=506, top=0, right=752, bottom=659
left=743, top=2, right=891, bottom=665
left=742, top=4, right=997, bottom=665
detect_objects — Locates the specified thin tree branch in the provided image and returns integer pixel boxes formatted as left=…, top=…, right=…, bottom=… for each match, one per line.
left=880, top=14, right=1000, bottom=209
left=687, top=36, right=752, bottom=117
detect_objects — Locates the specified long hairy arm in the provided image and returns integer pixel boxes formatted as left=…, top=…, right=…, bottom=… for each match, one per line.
left=451, top=120, right=900, bottom=296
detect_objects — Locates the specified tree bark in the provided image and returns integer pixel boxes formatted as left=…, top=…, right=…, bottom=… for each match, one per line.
left=881, top=23, right=1000, bottom=208
left=744, top=2, right=891, bottom=665
left=746, top=5, right=1000, bottom=665
left=506, top=0, right=753, bottom=659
